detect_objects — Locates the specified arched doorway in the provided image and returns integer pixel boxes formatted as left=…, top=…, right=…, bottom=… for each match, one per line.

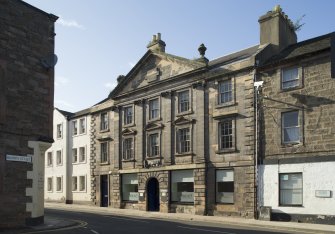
left=147, top=178, right=160, bottom=211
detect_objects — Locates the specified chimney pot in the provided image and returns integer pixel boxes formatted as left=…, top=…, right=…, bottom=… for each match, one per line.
left=157, top=33, right=161, bottom=40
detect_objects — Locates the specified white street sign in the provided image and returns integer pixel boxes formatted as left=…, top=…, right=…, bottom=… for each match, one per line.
left=6, top=154, right=32, bottom=163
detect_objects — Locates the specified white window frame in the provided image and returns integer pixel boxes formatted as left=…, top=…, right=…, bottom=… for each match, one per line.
left=218, top=79, right=233, bottom=104
left=56, top=123, right=62, bottom=139
left=72, top=176, right=78, bottom=191
left=47, top=177, right=53, bottom=192
left=56, top=150, right=62, bottom=166
left=79, top=146, right=86, bottom=163
left=56, top=176, right=62, bottom=192
left=282, top=111, right=300, bottom=144
left=47, top=152, right=53, bottom=167
left=72, top=148, right=78, bottom=163
left=79, top=118, right=86, bottom=134
left=279, top=173, right=303, bottom=206
left=72, top=120, right=78, bottom=136
left=79, top=175, right=86, bottom=192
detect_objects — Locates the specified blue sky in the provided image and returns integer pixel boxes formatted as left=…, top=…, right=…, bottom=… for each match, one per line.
left=24, top=0, right=335, bottom=112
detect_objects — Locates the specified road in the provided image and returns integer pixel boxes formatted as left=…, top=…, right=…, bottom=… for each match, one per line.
left=22, top=209, right=300, bottom=234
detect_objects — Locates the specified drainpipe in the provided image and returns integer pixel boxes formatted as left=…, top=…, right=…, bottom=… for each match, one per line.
left=254, top=75, right=263, bottom=219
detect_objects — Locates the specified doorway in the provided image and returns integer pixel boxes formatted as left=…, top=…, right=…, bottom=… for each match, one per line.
left=100, top=175, right=108, bottom=207
left=147, top=178, right=160, bottom=211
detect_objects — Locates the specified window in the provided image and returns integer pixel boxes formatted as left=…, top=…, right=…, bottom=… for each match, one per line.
left=100, top=142, right=108, bottom=163
left=72, top=120, right=78, bottom=135
left=171, top=170, right=194, bottom=203
left=177, top=128, right=190, bottom=154
left=72, top=148, right=78, bottom=163
left=178, top=90, right=190, bottom=113
left=72, top=177, right=77, bottom=191
left=47, top=177, right=53, bottom=192
left=216, top=170, right=234, bottom=203
left=218, top=79, right=233, bottom=104
left=56, top=124, right=62, bottom=138
left=219, top=119, right=234, bottom=150
left=124, top=106, right=133, bottom=125
left=148, top=133, right=159, bottom=157
left=56, top=150, right=62, bottom=165
left=149, top=98, right=159, bottom=120
left=123, top=138, right=134, bottom=160
left=122, top=174, right=138, bottom=201
left=79, top=118, right=86, bottom=134
left=79, top=146, right=86, bottom=162
left=47, top=152, right=52, bottom=166
left=56, top=177, right=62, bottom=191
left=100, top=112, right=109, bottom=131
left=282, top=67, right=299, bottom=90
left=282, top=111, right=300, bottom=143
left=79, top=176, right=86, bottom=191
left=279, top=173, right=303, bottom=206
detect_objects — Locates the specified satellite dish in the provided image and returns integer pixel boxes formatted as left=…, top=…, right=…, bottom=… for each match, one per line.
left=41, top=54, right=58, bottom=69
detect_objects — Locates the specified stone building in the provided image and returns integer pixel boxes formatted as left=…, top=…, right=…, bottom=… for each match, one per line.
left=257, top=7, right=335, bottom=224
left=45, top=108, right=91, bottom=204
left=0, top=0, right=57, bottom=227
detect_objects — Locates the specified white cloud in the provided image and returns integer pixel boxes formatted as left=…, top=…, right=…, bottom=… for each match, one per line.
left=56, top=16, right=85, bottom=30
left=55, top=76, right=69, bottom=87
left=55, top=100, right=75, bottom=109
left=104, top=82, right=117, bottom=91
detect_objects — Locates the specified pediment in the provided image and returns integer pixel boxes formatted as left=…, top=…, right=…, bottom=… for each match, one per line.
left=145, top=122, right=164, bottom=131
left=110, top=51, right=206, bottom=97
left=174, top=116, right=196, bottom=125
left=122, top=128, right=137, bottom=135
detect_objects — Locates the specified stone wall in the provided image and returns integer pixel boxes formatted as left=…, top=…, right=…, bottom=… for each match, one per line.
left=0, top=0, right=56, bottom=228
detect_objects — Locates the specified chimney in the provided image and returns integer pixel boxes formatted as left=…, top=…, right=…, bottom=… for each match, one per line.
left=147, top=33, right=166, bottom=52
left=259, top=5, right=297, bottom=51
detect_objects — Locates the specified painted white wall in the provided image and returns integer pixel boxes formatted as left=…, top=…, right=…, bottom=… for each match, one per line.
left=44, top=109, right=68, bottom=202
left=259, top=161, right=335, bottom=215
left=68, top=115, right=91, bottom=202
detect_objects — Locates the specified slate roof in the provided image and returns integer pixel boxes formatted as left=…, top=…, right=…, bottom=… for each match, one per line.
left=56, top=108, right=73, bottom=118
left=263, top=33, right=332, bottom=65
left=209, top=45, right=260, bottom=68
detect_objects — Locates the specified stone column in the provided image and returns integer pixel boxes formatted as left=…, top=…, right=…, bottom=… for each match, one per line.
left=194, top=168, right=206, bottom=215
left=26, top=140, right=52, bottom=225
left=135, top=100, right=144, bottom=168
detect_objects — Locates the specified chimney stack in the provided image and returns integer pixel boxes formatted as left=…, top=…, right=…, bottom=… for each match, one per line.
left=147, top=33, right=166, bottom=52
left=259, top=5, right=297, bottom=52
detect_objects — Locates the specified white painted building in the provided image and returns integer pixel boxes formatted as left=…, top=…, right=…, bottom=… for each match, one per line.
left=44, top=108, right=91, bottom=204
left=259, top=161, right=335, bottom=218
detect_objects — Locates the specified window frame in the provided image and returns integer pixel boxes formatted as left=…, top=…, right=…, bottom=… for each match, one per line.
left=123, top=137, right=134, bottom=160
left=176, top=127, right=191, bottom=154
left=72, top=120, right=78, bottom=136
left=47, top=151, right=53, bottom=167
left=56, top=176, right=62, bottom=192
left=72, top=148, right=78, bottom=163
left=177, top=90, right=190, bottom=114
left=72, top=176, right=78, bottom=191
left=215, top=169, right=234, bottom=204
left=121, top=173, right=139, bottom=202
left=100, top=112, right=109, bottom=131
left=100, top=142, right=109, bottom=164
left=279, top=172, right=303, bottom=207
left=123, top=105, right=134, bottom=126
left=148, top=133, right=160, bottom=158
left=79, top=146, right=86, bottom=163
left=56, top=150, right=62, bottom=166
left=79, top=118, right=86, bottom=134
left=281, top=67, right=301, bottom=91
left=281, top=110, right=301, bottom=144
left=79, top=175, right=86, bottom=192
left=47, top=177, right=53, bottom=192
left=218, top=118, right=236, bottom=151
left=148, top=97, right=160, bottom=121
left=56, top=123, right=62, bottom=139
left=218, top=79, right=233, bottom=105
left=170, top=170, right=194, bottom=203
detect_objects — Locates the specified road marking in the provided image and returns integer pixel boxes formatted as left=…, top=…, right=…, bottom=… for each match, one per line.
left=23, top=220, right=87, bottom=233
left=178, top=226, right=236, bottom=234
left=90, top=229, right=100, bottom=234
left=104, top=215, right=150, bottom=223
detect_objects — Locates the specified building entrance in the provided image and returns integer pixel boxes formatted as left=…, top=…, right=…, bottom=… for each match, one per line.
left=147, top=178, right=160, bottom=211
left=100, top=175, right=108, bottom=207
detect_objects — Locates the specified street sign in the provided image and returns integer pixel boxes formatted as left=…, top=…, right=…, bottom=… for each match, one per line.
left=6, top=154, right=32, bottom=163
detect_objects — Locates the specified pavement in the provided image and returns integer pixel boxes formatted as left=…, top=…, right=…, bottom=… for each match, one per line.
left=3, top=203, right=335, bottom=233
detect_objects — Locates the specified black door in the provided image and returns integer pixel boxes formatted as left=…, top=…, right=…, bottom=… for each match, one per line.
left=147, top=178, right=159, bottom=211
left=101, top=175, right=108, bottom=207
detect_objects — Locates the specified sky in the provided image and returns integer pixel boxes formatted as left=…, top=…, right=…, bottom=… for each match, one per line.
left=24, top=0, right=335, bottom=113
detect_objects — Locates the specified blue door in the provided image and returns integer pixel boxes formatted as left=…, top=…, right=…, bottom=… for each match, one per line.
left=147, top=178, right=159, bottom=211
left=101, top=175, right=108, bottom=207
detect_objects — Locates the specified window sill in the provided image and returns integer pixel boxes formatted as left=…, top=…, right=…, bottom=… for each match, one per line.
left=215, top=102, right=238, bottom=109
left=72, top=161, right=87, bottom=165
left=122, top=200, right=138, bottom=203
left=73, top=190, right=87, bottom=193
left=122, top=159, right=135, bottom=162
left=146, top=156, right=161, bottom=160
left=281, top=142, right=302, bottom=147
left=123, top=123, right=135, bottom=128
left=56, top=164, right=63, bottom=167
left=280, top=86, right=303, bottom=93
left=215, top=202, right=234, bottom=205
left=279, top=205, right=303, bottom=207
left=99, top=129, right=110, bottom=133
left=215, top=149, right=238, bottom=154
left=176, top=110, right=193, bottom=117
left=170, top=201, right=194, bottom=205
left=100, top=162, right=110, bottom=165
left=147, top=117, right=161, bottom=123
left=175, top=152, right=194, bottom=157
